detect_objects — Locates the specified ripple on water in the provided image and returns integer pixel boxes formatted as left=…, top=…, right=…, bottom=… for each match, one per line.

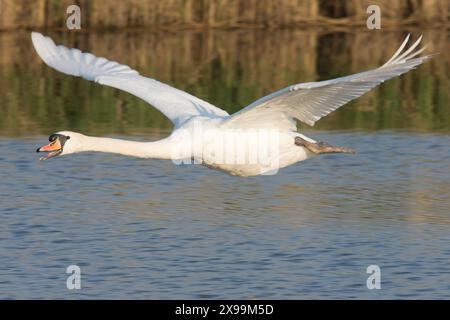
left=0, top=132, right=449, bottom=298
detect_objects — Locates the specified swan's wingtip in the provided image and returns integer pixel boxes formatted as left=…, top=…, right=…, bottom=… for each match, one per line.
left=416, top=34, right=423, bottom=44
left=404, top=33, right=411, bottom=43
left=31, top=31, right=47, bottom=48
left=31, top=31, right=43, bottom=41
left=425, top=52, right=440, bottom=59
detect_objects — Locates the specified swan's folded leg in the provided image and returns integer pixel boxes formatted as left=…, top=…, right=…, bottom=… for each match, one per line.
left=295, top=137, right=355, bottom=154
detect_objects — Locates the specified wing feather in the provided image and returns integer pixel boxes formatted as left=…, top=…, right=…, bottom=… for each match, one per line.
left=31, top=32, right=229, bottom=127
left=224, top=34, right=433, bottom=129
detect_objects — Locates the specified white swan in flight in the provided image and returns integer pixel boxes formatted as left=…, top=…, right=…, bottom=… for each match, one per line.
left=33, top=32, right=432, bottom=176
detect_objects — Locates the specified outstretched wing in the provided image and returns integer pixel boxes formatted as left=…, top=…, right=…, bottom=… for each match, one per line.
left=31, top=32, right=229, bottom=127
left=224, top=34, right=433, bottom=130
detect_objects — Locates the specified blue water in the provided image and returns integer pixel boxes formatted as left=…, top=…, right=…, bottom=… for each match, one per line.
left=0, top=131, right=449, bottom=299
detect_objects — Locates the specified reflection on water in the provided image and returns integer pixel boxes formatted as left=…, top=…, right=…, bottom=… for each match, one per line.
left=0, top=132, right=449, bottom=299
left=0, top=28, right=449, bottom=299
left=0, top=29, right=448, bottom=136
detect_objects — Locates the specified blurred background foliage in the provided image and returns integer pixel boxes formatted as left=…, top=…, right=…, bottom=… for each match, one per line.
left=0, top=1, right=448, bottom=136
left=0, top=0, right=448, bottom=30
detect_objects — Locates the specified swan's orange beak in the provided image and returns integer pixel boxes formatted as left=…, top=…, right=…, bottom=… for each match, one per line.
left=36, top=137, right=63, bottom=160
left=37, top=139, right=61, bottom=152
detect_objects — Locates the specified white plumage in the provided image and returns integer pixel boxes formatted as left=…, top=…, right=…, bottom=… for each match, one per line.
left=225, top=34, right=432, bottom=129
left=32, top=32, right=432, bottom=176
left=31, top=32, right=229, bottom=127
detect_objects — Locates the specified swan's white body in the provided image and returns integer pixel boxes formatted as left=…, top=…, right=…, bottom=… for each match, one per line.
left=32, top=32, right=432, bottom=176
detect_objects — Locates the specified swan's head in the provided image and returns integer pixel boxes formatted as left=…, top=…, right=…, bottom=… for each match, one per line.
left=36, top=131, right=85, bottom=160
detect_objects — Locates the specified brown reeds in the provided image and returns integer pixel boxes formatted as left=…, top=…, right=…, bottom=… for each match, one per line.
left=0, top=0, right=448, bottom=31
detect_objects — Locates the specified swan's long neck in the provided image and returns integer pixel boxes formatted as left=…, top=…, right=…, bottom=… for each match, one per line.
left=76, top=136, right=174, bottom=159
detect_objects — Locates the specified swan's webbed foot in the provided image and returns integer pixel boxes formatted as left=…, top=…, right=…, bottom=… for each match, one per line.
left=295, top=137, right=355, bottom=154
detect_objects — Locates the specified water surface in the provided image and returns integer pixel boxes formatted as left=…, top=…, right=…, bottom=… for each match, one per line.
left=0, top=29, right=448, bottom=136
left=0, top=132, right=449, bottom=299
left=0, top=28, right=449, bottom=299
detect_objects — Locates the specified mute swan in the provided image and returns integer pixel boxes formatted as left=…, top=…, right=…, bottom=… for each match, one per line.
left=33, top=32, right=432, bottom=176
